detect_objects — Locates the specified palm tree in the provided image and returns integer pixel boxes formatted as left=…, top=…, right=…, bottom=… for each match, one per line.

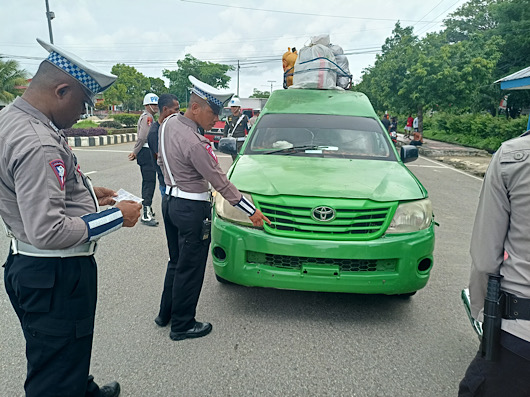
left=0, top=59, right=28, bottom=104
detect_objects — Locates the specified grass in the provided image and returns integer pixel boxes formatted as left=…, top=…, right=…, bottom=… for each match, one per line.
left=72, top=120, right=99, bottom=129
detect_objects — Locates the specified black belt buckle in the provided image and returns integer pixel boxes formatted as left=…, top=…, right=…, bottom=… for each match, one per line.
left=201, top=219, right=211, bottom=240
left=503, top=292, right=530, bottom=320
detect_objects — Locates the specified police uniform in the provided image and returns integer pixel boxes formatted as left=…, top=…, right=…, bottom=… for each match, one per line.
left=223, top=110, right=249, bottom=160
left=147, top=120, right=166, bottom=196
left=459, top=131, right=530, bottom=396
left=0, top=39, right=122, bottom=396
left=156, top=77, right=256, bottom=340
left=132, top=109, right=158, bottom=225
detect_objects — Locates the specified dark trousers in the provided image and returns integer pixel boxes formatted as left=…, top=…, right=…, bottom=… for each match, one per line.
left=137, top=147, right=156, bottom=206
left=459, top=331, right=530, bottom=396
left=158, top=196, right=211, bottom=332
left=231, top=141, right=245, bottom=161
left=4, top=253, right=101, bottom=397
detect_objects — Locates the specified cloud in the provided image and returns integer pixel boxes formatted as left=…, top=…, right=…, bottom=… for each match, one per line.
left=0, top=0, right=465, bottom=96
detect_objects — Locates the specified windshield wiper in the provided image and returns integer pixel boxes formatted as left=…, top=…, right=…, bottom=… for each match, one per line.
left=263, top=145, right=322, bottom=155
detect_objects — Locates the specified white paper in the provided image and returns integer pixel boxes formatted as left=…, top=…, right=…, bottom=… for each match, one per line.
left=114, top=188, right=143, bottom=203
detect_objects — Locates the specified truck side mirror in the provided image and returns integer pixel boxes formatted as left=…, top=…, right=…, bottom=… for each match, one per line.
left=218, top=137, right=237, bottom=155
left=400, top=145, right=418, bottom=163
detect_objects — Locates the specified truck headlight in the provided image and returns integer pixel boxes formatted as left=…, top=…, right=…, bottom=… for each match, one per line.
left=386, top=199, right=433, bottom=234
left=215, top=192, right=254, bottom=226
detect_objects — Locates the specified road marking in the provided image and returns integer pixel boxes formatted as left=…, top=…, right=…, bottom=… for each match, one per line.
left=84, top=171, right=97, bottom=175
left=419, top=156, right=483, bottom=181
left=407, top=164, right=445, bottom=168
left=73, top=148, right=131, bottom=153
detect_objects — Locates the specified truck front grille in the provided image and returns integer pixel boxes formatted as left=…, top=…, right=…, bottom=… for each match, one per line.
left=258, top=201, right=392, bottom=240
left=247, top=251, right=397, bottom=273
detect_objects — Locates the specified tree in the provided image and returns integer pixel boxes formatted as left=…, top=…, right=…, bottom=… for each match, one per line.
left=444, top=0, right=530, bottom=115
left=249, top=89, right=270, bottom=98
left=163, top=54, right=233, bottom=106
left=104, top=64, right=150, bottom=111
left=444, top=0, right=498, bottom=43
left=0, top=59, right=28, bottom=104
left=355, top=22, right=419, bottom=113
left=149, top=77, right=168, bottom=95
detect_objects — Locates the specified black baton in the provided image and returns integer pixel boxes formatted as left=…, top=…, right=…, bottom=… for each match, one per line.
left=481, top=273, right=504, bottom=361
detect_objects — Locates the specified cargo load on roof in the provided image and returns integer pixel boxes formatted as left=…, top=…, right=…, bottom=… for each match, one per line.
left=283, top=34, right=352, bottom=90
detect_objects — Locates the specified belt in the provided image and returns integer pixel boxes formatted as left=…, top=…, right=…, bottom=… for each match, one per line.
left=165, top=186, right=210, bottom=202
left=503, top=292, right=530, bottom=321
left=11, top=239, right=97, bottom=258
left=142, top=143, right=149, bottom=148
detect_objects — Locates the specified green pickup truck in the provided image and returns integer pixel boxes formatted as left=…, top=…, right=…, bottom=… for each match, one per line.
left=213, top=88, right=435, bottom=296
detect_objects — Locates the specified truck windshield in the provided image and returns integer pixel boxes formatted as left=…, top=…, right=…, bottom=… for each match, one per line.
left=245, top=114, right=395, bottom=160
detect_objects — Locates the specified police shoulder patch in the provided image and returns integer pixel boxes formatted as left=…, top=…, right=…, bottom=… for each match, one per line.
left=204, top=144, right=218, bottom=163
left=50, top=159, right=66, bottom=190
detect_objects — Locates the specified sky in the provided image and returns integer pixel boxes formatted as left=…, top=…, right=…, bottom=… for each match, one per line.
left=1, top=0, right=469, bottom=99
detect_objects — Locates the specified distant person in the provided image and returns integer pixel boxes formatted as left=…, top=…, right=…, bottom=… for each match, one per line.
left=389, top=116, right=398, bottom=145
left=249, top=108, right=260, bottom=127
left=405, top=114, right=413, bottom=138
left=413, top=116, right=419, bottom=132
left=410, top=129, right=423, bottom=146
left=129, top=93, right=159, bottom=226
left=223, top=96, right=250, bottom=160
left=412, top=116, right=424, bottom=144
left=381, top=114, right=390, bottom=133
left=147, top=93, right=180, bottom=197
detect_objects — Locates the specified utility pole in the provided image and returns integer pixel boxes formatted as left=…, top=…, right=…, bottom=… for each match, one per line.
left=45, top=0, right=55, bottom=44
left=237, top=60, right=240, bottom=97
left=267, top=80, right=276, bottom=95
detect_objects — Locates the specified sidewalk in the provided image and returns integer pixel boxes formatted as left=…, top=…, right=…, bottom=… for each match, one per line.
left=67, top=132, right=137, bottom=148
left=397, top=133, right=491, bottom=178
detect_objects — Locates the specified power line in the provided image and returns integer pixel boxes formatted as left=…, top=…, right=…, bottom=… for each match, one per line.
left=180, top=0, right=440, bottom=23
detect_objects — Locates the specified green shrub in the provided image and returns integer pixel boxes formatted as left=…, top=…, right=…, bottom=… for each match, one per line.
left=72, top=120, right=98, bottom=129
left=112, top=113, right=140, bottom=127
left=99, top=120, right=122, bottom=129
left=423, top=112, right=528, bottom=153
left=107, top=127, right=136, bottom=135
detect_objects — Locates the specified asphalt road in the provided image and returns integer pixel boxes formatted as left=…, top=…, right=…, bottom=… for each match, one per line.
left=0, top=142, right=483, bottom=396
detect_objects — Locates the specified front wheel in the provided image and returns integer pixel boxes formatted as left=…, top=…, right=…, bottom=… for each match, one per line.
left=215, top=274, right=233, bottom=284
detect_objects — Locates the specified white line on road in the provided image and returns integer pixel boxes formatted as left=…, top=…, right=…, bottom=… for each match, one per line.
left=73, top=149, right=131, bottom=153
left=84, top=171, right=97, bottom=175
left=407, top=165, right=445, bottom=168
left=419, top=156, right=483, bottom=181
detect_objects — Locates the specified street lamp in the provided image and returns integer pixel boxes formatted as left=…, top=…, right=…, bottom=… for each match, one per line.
left=45, top=0, right=55, bottom=44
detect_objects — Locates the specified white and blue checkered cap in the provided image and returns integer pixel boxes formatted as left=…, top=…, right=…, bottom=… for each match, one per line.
left=37, top=38, right=116, bottom=100
left=189, top=76, right=233, bottom=115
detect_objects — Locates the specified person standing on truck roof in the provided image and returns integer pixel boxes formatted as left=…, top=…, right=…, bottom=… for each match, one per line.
left=223, top=96, right=249, bottom=161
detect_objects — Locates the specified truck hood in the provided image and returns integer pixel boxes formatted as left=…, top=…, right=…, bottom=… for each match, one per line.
left=228, top=155, right=426, bottom=202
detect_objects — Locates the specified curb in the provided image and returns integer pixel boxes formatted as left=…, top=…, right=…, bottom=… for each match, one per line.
left=67, top=133, right=137, bottom=147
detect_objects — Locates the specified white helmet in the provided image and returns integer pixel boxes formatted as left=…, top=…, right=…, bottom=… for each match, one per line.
left=229, top=96, right=241, bottom=107
left=143, top=93, right=159, bottom=105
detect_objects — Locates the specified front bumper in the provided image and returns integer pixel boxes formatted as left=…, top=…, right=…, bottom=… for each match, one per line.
left=211, top=213, right=435, bottom=294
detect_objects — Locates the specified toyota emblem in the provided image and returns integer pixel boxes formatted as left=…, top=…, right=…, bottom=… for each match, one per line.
left=311, top=206, right=336, bottom=222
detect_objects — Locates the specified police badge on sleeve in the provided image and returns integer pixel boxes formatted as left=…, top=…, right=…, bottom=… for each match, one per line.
left=49, top=159, right=66, bottom=190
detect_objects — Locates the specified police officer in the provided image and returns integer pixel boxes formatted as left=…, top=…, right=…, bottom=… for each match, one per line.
left=129, top=93, right=159, bottom=226
left=248, top=108, right=260, bottom=127
left=147, top=93, right=180, bottom=197
left=223, top=96, right=249, bottom=160
left=459, top=130, right=530, bottom=396
left=156, top=76, right=270, bottom=341
left=0, top=39, right=142, bottom=397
